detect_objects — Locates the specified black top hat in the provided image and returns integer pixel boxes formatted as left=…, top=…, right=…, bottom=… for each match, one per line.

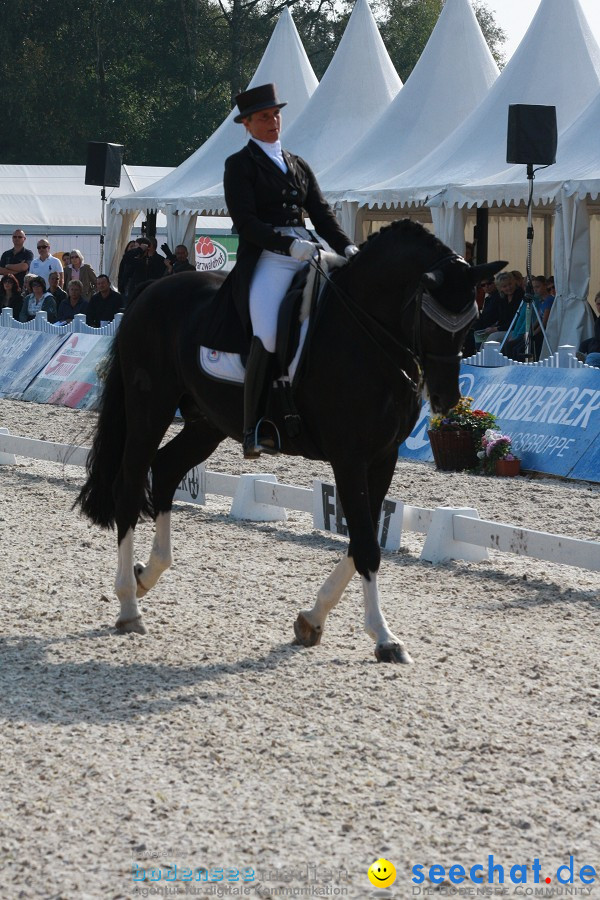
left=234, top=83, right=287, bottom=123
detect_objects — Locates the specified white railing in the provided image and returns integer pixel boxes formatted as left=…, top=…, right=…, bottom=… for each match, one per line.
left=2, top=429, right=599, bottom=574
left=463, top=340, right=594, bottom=369
left=0, top=308, right=123, bottom=336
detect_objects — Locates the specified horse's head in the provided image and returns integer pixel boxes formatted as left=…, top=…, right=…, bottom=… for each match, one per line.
left=418, top=256, right=507, bottom=413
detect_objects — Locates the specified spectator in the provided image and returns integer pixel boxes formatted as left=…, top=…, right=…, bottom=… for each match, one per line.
left=579, top=291, right=600, bottom=367
left=546, top=275, right=556, bottom=296
left=47, top=271, right=67, bottom=309
left=476, top=271, right=524, bottom=344
left=62, top=252, right=71, bottom=271
left=0, top=229, right=33, bottom=289
left=30, top=238, right=64, bottom=287
left=19, top=275, right=57, bottom=323
left=86, top=274, right=122, bottom=327
left=22, top=273, right=36, bottom=300
left=123, top=236, right=166, bottom=298
left=511, top=270, right=525, bottom=291
left=64, top=249, right=97, bottom=299
left=0, top=273, right=22, bottom=320
left=163, top=243, right=196, bottom=274
left=57, top=279, right=88, bottom=322
left=117, top=240, right=138, bottom=299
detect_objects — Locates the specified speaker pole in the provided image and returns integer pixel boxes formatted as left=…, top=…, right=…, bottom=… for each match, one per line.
left=100, top=186, right=107, bottom=273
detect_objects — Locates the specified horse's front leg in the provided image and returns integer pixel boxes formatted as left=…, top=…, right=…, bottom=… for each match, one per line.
left=294, top=555, right=356, bottom=646
left=134, top=512, right=173, bottom=598
left=339, top=455, right=412, bottom=663
left=361, top=571, right=412, bottom=664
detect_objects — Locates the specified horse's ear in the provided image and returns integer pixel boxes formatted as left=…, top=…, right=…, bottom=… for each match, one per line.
left=469, top=260, right=508, bottom=285
left=421, top=269, right=444, bottom=291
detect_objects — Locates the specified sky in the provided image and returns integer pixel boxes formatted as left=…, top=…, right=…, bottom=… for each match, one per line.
left=489, top=0, right=600, bottom=60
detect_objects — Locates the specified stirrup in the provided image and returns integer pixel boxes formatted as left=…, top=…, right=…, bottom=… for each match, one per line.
left=243, top=419, right=280, bottom=459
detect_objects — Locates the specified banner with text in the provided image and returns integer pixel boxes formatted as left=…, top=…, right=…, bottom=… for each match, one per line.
left=0, top=330, right=68, bottom=399
left=23, top=333, right=112, bottom=409
left=312, top=480, right=404, bottom=551
left=400, top=364, right=600, bottom=481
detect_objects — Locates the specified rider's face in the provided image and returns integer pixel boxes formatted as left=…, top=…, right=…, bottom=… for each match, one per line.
left=243, top=107, right=281, bottom=143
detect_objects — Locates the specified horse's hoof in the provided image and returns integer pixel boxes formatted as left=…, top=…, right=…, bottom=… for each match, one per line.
left=115, top=616, right=147, bottom=635
left=293, top=612, right=322, bottom=647
left=375, top=642, right=413, bottom=664
left=134, top=564, right=149, bottom=598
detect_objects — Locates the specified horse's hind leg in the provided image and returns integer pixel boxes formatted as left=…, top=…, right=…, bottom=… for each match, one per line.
left=114, top=408, right=177, bottom=634
left=134, top=416, right=225, bottom=598
left=293, top=556, right=356, bottom=646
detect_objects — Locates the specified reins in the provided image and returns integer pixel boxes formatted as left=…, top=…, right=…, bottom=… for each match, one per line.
left=309, top=250, right=476, bottom=395
left=310, top=254, right=424, bottom=395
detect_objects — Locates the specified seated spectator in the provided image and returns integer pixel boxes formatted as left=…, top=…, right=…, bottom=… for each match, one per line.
left=47, top=271, right=67, bottom=308
left=64, top=249, right=97, bottom=299
left=579, top=291, right=600, bottom=367
left=21, top=273, right=37, bottom=303
left=511, top=270, right=525, bottom=291
left=476, top=271, right=524, bottom=344
left=163, top=243, right=196, bottom=275
left=546, top=275, right=556, bottom=296
left=0, top=273, right=22, bottom=320
left=19, top=276, right=57, bottom=323
left=57, top=279, right=88, bottom=322
left=86, top=274, right=122, bottom=327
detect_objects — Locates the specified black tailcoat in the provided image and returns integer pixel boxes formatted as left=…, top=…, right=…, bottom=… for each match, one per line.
left=204, top=140, right=352, bottom=352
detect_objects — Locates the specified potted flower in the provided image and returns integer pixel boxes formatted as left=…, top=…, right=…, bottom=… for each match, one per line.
left=428, top=396, right=497, bottom=471
left=478, top=429, right=521, bottom=476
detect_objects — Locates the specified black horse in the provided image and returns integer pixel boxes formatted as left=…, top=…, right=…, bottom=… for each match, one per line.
left=77, top=220, right=504, bottom=662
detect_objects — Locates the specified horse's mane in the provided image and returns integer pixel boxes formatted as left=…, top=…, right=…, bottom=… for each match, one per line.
left=344, top=218, right=447, bottom=271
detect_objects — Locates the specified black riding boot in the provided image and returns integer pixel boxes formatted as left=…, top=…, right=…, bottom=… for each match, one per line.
left=243, top=336, right=277, bottom=459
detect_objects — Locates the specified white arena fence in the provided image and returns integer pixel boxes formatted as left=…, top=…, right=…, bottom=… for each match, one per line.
left=0, top=307, right=595, bottom=369
left=0, top=308, right=123, bottom=337
left=2, top=429, right=600, bottom=573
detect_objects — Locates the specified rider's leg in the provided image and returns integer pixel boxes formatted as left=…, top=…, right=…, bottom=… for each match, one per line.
left=243, top=251, right=304, bottom=459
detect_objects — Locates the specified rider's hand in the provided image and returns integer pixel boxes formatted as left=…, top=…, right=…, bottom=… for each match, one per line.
left=344, top=244, right=359, bottom=258
left=289, top=239, right=317, bottom=262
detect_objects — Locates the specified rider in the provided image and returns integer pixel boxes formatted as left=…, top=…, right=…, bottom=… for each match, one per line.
left=221, top=83, right=359, bottom=459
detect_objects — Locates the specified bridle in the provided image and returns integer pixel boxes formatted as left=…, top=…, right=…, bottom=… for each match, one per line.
left=311, top=251, right=478, bottom=395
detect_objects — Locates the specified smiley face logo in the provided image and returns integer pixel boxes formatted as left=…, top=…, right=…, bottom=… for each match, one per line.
left=367, top=858, right=397, bottom=888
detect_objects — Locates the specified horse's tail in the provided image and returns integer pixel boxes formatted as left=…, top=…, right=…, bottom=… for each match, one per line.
left=75, top=334, right=150, bottom=528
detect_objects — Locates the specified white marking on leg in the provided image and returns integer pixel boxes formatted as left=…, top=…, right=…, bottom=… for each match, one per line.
left=361, top=571, right=401, bottom=646
left=135, top=511, right=173, bottom=597
left=300, top=556, right=356, bottom=631
left=115, top=528, right=141, bottom=626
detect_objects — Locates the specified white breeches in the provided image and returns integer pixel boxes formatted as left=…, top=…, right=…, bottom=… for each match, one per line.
left=249, top=250, right=307, bottom=353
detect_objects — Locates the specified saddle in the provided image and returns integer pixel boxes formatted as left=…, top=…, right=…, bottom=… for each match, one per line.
left=199, top=251, right=346, bottom=386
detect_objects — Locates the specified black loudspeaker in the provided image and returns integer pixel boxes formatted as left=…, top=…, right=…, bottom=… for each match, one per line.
left=85, top=142, right=124, bottom=187
left=506, top=105, right=557, bottom=166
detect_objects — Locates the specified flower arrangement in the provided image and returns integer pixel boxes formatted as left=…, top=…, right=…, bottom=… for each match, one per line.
left=478, top=428, right=520, bottom=475
left=429, top=396, right=497, bottom=438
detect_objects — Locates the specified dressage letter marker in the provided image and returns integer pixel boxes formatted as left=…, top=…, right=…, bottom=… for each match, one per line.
left=312, top=480, right=403, bottom=551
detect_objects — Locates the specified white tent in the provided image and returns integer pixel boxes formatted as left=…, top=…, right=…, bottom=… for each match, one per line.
left=172, top=0, right=402, bottom=224
left=347, top=0, right=600, bottom=210
left=282, top=0, right=401, bottom=177
left=107, top=7, right=318, bottom=282
left=106, top=6, right=318, bottom=279
left=0, top=164, right=173, bottom=230
left=319, top=0, right=498, bottom=195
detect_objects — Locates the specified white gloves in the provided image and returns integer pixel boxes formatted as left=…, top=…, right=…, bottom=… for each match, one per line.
left=289, top=239, right=317, bottom=262
left=345, top=244, right=359, bottom=258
